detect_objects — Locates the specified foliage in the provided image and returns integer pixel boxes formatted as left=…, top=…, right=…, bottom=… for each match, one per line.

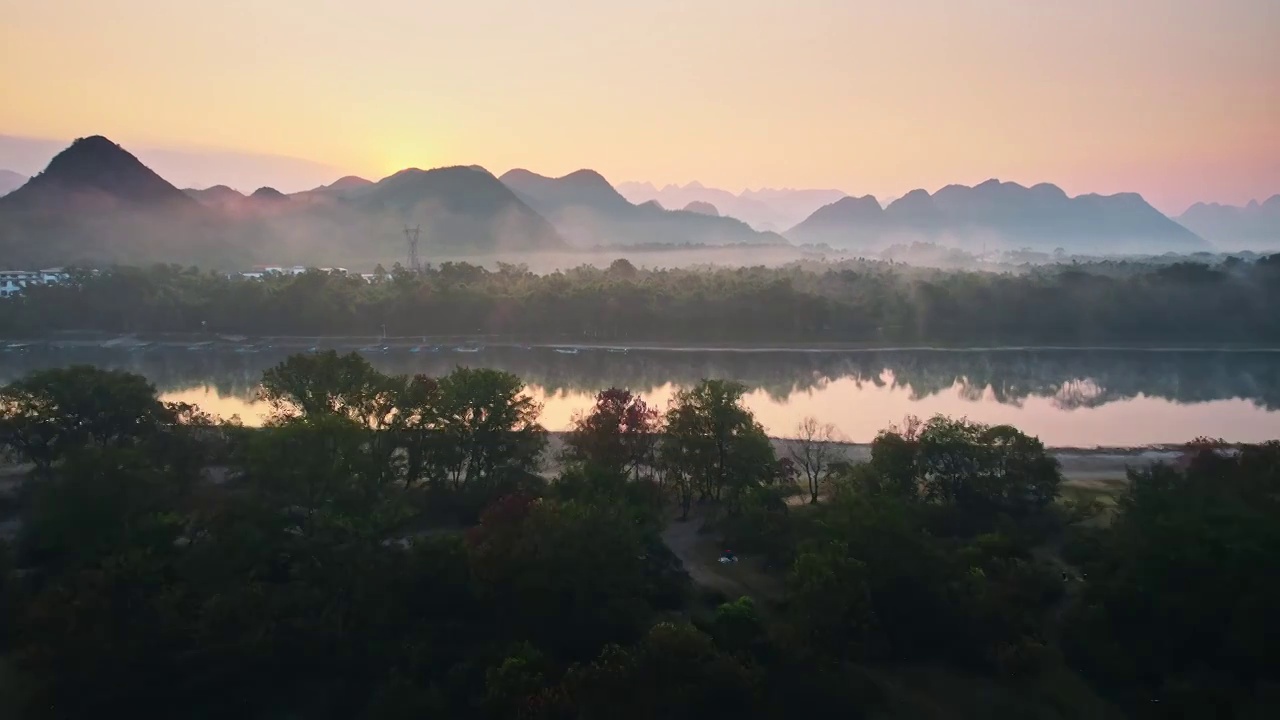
left=661, top=380, right=775, bottom=519
left=1063, top=442, right=1280, bottom=715
left=0, top=358, right=1272, bottom=718
left=5, top=256, right=1280, bottom=344
left=563, top=387, right=661, bottom=481
left=868, top=415, right=1063, bottom=535
left=0, top=366, right=173, bottom=471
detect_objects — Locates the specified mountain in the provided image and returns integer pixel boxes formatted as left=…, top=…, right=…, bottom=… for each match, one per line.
left=617, top=181, right=846, bottom=231
left=501, top=169, right=785, bottom=247
left=683, top=201, right=719, bottom=216
left=0, top=137, right=566, bottom=269
left=1, top=136, right=196, bottom=209
left=0, top=134, right=344, bottom=194
left=250, top=186, right=290, bottom=203
left=0, top=169, right=25, bottom=197
left=344, top=166, right=565, bottom=253
left=1177, top=196, right=1280, bottom=251
left=0, top=136, right=231, bottom=268
left=186, top=185, right=247, bottom=207
left=326, top=175, right=372, bottom=191
left=294, top=175, right=373, bottom=200
left=788, top=179, right=1209, bottom=254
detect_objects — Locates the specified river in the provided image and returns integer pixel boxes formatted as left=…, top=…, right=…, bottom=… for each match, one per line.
left=2, top=345, right=1279, bottom=446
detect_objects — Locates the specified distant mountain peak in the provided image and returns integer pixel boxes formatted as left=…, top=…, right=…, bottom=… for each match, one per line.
left=790, top=179, right=1206, bottom=253
left=8, top=134, right=193, bottom=206
left=250, top=186, right=289, bottom=202
left=0, top=169, right=27, bottom=197
left=560, top=169, right=613, bottom=189
left=328, top=175, right=371, bottom=190
left=682, top=200, right=719, bottom=216
left=1030, top=182, right=1067, bottom=199
left=184, top=185, right=246, bottom=205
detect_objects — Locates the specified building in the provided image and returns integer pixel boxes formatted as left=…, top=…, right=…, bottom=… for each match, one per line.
left=229, top=266, right=350, bottom=280
left=0, top=269, right=69, bottom=298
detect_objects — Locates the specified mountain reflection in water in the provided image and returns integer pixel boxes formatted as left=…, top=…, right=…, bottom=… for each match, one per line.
left=2, top=346, right=1278, bottom=446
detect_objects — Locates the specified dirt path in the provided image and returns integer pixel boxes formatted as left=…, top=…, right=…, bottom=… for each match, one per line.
left=660, top=513, right=783, bottom=601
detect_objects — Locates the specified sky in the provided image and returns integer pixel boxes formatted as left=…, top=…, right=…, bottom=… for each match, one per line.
left=2, top=0, right=1277, bottom=212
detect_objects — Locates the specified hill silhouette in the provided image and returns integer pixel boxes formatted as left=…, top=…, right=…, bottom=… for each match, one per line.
left=0, top=138, right=568, bottom=268
left=294, top=175, right=374, bottom=200
left=0, top=136, right=195, bottom=209
left=501, top=169, right=785, bottom=247
left=250, top=186, right=290, bottom=203
left=0, top=136, right=234, bottom=268
left=617, top=181, right=846, bottom=231
left=185, top=185, right=246, bottom=206
left=683, top=200, right=719, bottom=216
left=345, top=166, right=565, bottom=253
left=1177, top=196, right=1280, bottom=251
left=788, top=179, right=1208, bottom=253
left=0, top=169, right=25, bottom=197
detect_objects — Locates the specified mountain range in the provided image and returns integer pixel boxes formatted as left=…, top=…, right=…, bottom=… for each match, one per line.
left=787, top=180, right=1211, bottom=254
left=0, top=137, right=567, bottom=268
left=0, top=135, right=1265, bottom=269
left=1176, top=197, right=1280, bottom=251
left=0, top=134, right=342, bottom=194
left=500, top=170, right=784, bottom=247
left=617, top=181, right=846, bottom=232
left=0, top=137, right=776, bottom=268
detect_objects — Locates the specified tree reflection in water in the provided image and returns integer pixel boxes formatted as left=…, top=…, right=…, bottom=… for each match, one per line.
left=1, top=346, right=1278, bottom=442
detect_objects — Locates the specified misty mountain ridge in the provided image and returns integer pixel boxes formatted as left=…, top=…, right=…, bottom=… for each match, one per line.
left=502, top=169, right=785, bottom=247
left=185, top=185, right=246, bottom=205
left=0, top=169, right=25, bottom=198
left=0, top=138, right=564, bottom=269
left=1177, top=195, right=1280, bottom=251
left=1, top=136, right=196, bottom=209
left=683, top=201, right=719, bottom=216
left=788, top=179, right=1208, bottom=254
left=0, top=136, right=233, bottom=268
left=617, top=181, right=847, bottom=232
left=0, top=133, right=344, bottom=194
left=250, top=187, right=290, bottom=202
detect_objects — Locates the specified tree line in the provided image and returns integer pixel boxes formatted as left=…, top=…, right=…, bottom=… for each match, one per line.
left=1, top=353, right=1277, bottom=717
left=3, top=255, right=1280, bottom=344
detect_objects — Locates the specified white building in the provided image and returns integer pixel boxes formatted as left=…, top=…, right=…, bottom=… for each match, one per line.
left=0, top=269, right=69, bottom=298
left=230, top=266, right=349, bottom=280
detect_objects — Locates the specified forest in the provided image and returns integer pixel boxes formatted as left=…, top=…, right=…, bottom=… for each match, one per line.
left=3, top=255, right=1280, bottom=345
left=1, top=351, right=1277, bottom=718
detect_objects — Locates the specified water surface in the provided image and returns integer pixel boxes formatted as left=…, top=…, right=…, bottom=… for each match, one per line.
left=2, top=346, right=1278, bottom=446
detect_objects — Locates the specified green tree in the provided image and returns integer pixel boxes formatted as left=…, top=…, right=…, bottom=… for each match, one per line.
left=537, top=623, right=761, bottom=720
left=662, top=380, right=775, bottom=519
left=869, top=415, right=1062, bottom=532
left=259, top=350, right=398, bottom=428
left=0, top=366, right=171, bottom=473
left=1064, top=441, right=1280, bottom=715
left=432, top=367, right=546, bottom=490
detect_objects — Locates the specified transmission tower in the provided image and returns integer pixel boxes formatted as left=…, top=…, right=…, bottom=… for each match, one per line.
left=404, top=225, right=421, bottom=272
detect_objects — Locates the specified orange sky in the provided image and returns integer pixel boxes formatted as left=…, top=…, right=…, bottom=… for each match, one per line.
left=2, top=0, right=1277, bottom=212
